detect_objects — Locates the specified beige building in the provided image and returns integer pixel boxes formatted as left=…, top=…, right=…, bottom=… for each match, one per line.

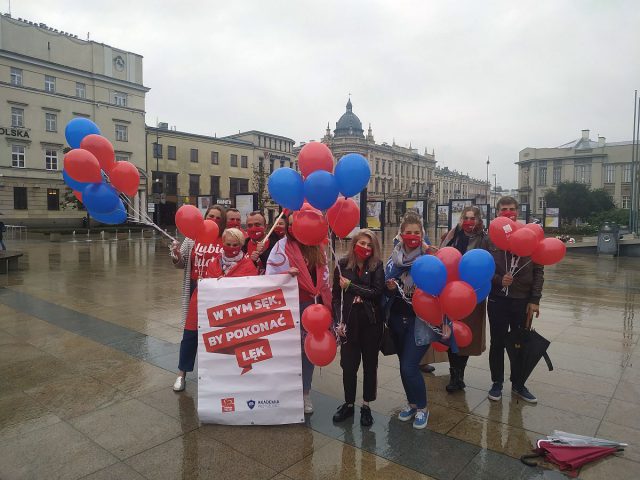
left=0, top=14, right=149, bottom=227
left=517, top=129, right=635, bottom=217
left=433, top=166, right=490, bottom=206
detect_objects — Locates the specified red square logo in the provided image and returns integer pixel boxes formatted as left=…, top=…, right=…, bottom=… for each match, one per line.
left=221, top=397, right=235, bottom=413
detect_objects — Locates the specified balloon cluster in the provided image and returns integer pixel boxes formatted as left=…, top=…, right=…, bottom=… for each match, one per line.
left=62, top=118, right=140, bottom=224
left=410, top=248, right=496, bottom=351
left=174, top=204, right=220, bottom=244
left=489, top=218, right=566, bottom=265
left=267, top=143, right=371, bottom=244
left=302, top=305, right=337, bottom=367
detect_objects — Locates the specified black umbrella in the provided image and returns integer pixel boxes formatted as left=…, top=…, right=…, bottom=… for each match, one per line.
left=505, top=328, right=553, bottom=386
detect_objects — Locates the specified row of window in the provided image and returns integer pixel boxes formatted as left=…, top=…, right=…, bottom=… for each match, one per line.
left=374, top=158, right=427, bottom=179
left=11, top=187, right=60, bottom=211
left=10, top=67, right=128, bottom=105
left=258, top=135, right=292, bottom=153
left=9, top=144, right=129, bottom=169
left=534, top=164, right=633, bottom=186
left=536, top=195, right=631, bottom=210
left=153, top=143, right=248, bottom=167
left=152, top=172, right=249, bottom=197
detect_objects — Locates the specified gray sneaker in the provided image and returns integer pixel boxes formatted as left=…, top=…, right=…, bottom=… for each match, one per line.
left=512, top=386, right=537, bottom=404
left=488, top=382, right=503, bottom=401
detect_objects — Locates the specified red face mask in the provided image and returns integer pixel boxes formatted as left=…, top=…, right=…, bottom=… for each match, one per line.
left=274, top=226, right=286, bottom=237
left=354, top=244, right=372, bottom=260
left=288, top=226, right=295, bottom=238
left=401, top=233, right=421, bottom=249
left=499, top=210, right=517, bottom=221
left=462, top=220, right=476, bottom=233
left=247, top=226, right=265, bottom=242
left=227, top=218, right=241, bottom=228
left=222, top=245, right=242, bottom=257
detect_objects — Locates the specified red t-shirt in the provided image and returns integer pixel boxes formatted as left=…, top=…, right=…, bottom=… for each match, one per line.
left=190, top=240, right=223, bottom=280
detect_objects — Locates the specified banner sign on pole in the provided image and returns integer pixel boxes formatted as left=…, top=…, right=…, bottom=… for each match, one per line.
left=197, top=274, right=304, bottom=425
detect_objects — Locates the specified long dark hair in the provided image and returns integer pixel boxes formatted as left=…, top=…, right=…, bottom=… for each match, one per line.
left=204, top=205, right=227, bottom=231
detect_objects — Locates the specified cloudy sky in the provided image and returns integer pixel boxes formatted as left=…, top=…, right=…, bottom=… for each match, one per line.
left=9, top=0, right=640, bottom=188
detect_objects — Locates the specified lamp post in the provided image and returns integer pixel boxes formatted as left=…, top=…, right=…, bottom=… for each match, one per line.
left=486, top=156, right=490, bottom=203
left=153, top=131, right=162, bottom=225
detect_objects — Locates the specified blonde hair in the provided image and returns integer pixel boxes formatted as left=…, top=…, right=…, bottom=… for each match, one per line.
left=345, top=229, right=382, bottom=270
left=222, top=228, right=245, bottom=245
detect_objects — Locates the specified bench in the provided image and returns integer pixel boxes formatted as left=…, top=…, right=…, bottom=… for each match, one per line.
left=0, top=251, right=23, bottom=274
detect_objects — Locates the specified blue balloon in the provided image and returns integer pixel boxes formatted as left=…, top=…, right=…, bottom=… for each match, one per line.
left=411, top=255, right=447, bottom=296
left=83, top=183, right=120, bottom=214
left=65, top=118, right=100, bottom=149
left=304, top=171, right=339, bottom=210
left=90, top=199, right=127, bottom=225
left=459, top=249, right=496, bottom=289
left=268, top=167, right=304, bottom=211
left=474, top=281, right=492, bottom=304
left=62, top=170, right=90, bottom=192
left=334, top=153, right=371, bottom=197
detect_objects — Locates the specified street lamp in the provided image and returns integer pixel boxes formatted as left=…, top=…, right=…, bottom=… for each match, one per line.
left=486, top=156, right=490, bottom=202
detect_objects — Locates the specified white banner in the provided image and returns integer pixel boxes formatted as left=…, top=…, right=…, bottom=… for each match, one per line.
left=197, top=274, right=304, bottom=425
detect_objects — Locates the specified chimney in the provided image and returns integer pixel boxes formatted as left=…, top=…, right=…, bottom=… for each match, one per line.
left=581, top=129, right=590, bottom=140
left=598, top=136, right=606, bottom=147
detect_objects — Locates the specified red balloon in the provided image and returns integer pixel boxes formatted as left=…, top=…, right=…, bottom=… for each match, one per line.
left=431, top=341, right=449, bottom=352
left=326, top=196, right=360, bottom=238
left=413, top=289, right=443, bottom=326
left=175, top=205, right=204, bottom=239
left=452, top=321, right=473, bottom=348
left=531, top=238, right=566, bottom=265
left=292, top=210, right=328, bottom=246
left=523, top=223, right=544, bottom=242
left=64, top=149, right=102, bottom=183
left=196, top=219, right=219, bottom=244
left=302, top=304, right=332, bottom=335
left=73, top=190, right=83, bottom=202
left=109, top=161, right=140, bottom=196
left=508, top=228, right=539, bottom=257
left=300, top=201, right=322, bottom=214
left=440, top=280, right=476, bottom=321
left=297, top=142, right=334, bottom=178
left=304, top=331, right=337, bottom=366
left=489, top=217, right=518, bottom=250
left=436, top=246, right=462, bottom=283
left=80, top=134, right=115, bottom=173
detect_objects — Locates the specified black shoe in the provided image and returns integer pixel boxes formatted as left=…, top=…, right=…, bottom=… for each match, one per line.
left=360, top=405, right=373, bottom=427
left=333, top=403, right=354, bottom=422
left=446, top=368, right=465, bottom=393
left=458, top=366, right=467, bottom=389
left=420, top=364, right=435, bottom=373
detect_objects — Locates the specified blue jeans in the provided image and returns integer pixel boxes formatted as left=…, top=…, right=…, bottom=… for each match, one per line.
left=300, top=301, right=315, bottom=393
left=390, top=314, right=429, bottom=409
left=178, top=329, right=198, bottom=373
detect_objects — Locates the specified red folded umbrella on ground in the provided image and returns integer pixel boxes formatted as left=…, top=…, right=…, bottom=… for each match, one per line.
left=522, top=440, right=621, bottom=477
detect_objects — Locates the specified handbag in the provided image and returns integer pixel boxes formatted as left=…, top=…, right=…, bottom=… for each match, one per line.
left=379, top=321, right=397, bottom=356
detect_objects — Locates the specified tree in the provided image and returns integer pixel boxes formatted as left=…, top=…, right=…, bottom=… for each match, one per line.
left=252, top=160, right=269, bottom=212
left=544, top=182, right=615, bottom=224
left=590, top=188, right=615, bottom=212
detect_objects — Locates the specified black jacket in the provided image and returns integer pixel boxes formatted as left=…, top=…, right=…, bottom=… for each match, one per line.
left=332, top=258, right=385, bottom=331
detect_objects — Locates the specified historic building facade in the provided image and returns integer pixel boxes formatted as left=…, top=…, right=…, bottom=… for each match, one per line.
left=0, top=15, right=149, bottom=227
left=517, top=129, right=635, bottom=217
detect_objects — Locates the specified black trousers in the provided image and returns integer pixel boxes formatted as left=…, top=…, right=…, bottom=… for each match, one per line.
left=487, top=296, right=528, bottom=386
left=447, top=351, right=469, bottom=369
left=340, top=309, right=381, bottom=404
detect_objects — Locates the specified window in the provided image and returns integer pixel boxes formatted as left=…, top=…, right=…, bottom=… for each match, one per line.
left=622, top=196, right=631, bottom=209
left=375, top=159, right=379, bottom=174
left=47, top=189, right=60, bottom=211
left=76, top=82, right=86, bottom=99
left=229, top=177, right=249, bottom=197
left=11, top=145, right=25, bottom=167
left=165, top=173, right=178, bottom=195
left=623, top=164, right=632, bottom=183
left=114, top=91, right=128, bottom=107
left=269, top=158, right=274, bottom=173
left=210, top=176, right=220, bottom=197
left=168, top=146, right=176, bottom=160
left=280, top=160, right=285, bottom=168
left=231, top=154, right=238, bottom=167
left=538, top=196, right=546, bottom=210
left=45, top=149, right=58, bottom=170
left=44, top=75, right=56, bottom=93
left=11, top=107, right=24, bottom=127
left=189, top=175, right=200, bottom=195
left=115, top=124, right=128, bottom=141
left=153, top=142, right=163, bottom=158
left=241, top=155, right=248, bottom=168
left=115, top=153, right=129, bottom=162
left=553, top=166, right=562, bottom=185
left=537, top=166, right=547, bottom=186
left=190, top=148, right=198, bottom=163
left=574, top=164, right=591, bottom=184
left=14, top=187, right=28, bottom=210
left=10, top=67, right=23, bottom=86
left=45, top=113, right=57, bottom=132
left=211, top=151, right=219, bottom=165
left=604, top=165, right=615, bottom=183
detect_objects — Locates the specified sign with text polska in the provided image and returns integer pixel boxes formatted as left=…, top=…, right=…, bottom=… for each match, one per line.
left=197, top=274, right=304, bottom=425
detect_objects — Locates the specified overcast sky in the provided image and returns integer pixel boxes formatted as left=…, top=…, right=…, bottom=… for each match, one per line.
left=8, top=0, right=640, bottom=188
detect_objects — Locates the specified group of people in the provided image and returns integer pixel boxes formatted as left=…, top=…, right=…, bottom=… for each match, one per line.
left=169, top=195, right=544, bottom=431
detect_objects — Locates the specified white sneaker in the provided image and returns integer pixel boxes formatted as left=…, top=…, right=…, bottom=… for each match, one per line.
left=303, top=394, right=314, bottom=414
left=173, top=375, right=185, bottom=392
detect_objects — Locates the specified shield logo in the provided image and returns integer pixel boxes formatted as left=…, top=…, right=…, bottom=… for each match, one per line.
left=247, top=400, right=256, bottom=410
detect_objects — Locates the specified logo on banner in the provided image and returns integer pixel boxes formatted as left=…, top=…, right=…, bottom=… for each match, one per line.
left=202, top=288, right=295, bottom=374
left=247, top=400, right=256, bottom=410
left=221, top=397, right=235, bottom=413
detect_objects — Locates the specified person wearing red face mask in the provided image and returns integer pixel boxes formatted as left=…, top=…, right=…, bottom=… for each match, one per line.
left=331, top=230, right=384, bottom=427
left=207, top=228, right=258, bottom=278
left=225, top=208, right=246, bottom=237
left=433, top=206, right=490, bottom=393
left=242, top=211, right=279, bottom=274
left=169, top=204, right=226, bottom=392
left=487, top=196, right=544, bottom=405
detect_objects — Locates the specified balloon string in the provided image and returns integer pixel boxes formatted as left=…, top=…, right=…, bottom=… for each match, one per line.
left=119, top=195, right=177, bottom=242
left=513, top=259, right=532, bottom=277
left=327, top=228, right=346, bottom=338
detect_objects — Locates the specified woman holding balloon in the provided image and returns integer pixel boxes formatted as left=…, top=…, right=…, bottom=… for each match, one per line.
left=438, top=206, right=490, bottom=393
left=170, top=205, right=227, bottom=392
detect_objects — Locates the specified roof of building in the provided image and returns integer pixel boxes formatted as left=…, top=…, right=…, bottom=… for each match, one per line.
left=146, top=126, right=254, bottom=147
left=556, top=138, right=633, bottom=149
left=224, top=130, right=295, bottom=143
left=334, top=99, right=364, bottom=138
